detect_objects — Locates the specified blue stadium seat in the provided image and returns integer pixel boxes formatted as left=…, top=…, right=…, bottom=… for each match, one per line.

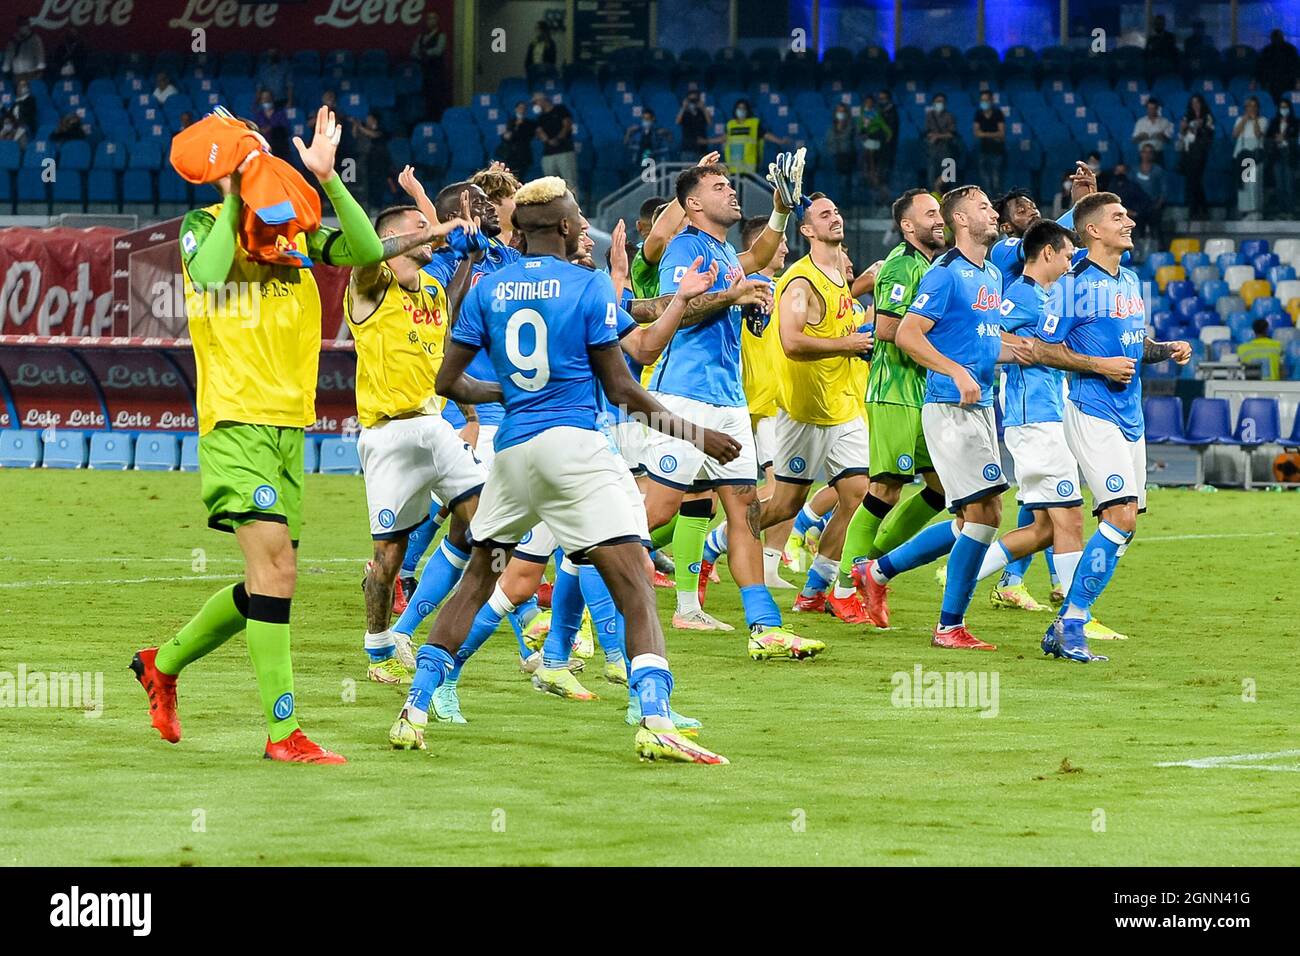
left=1252, top=252, right=1280, bottom=277
left=1184, top=398, right=1240, bottom=445
left=134, top=432, right=180, bottom=471
left=1147, top=251, right=1175, bottom=272
left=303, top=436, right=319, bottom=474
left=0, top=430, right=42, bottom=468
left=88, top=432, right=133, bottom=470
left=1239, top=239, right=1269, bottom=260
left=1173, top=296, right=1203, bottom=320
left=1233, top=396, right=1282, bottom=487
left=1268, top=265, right=1297, bottom=286
left=1250, top=296, right=1281, bottom=318
left=1199, top=279, right=1229, bottom=306
left=318, top=437, right=361, bottom=474
left=1181, top=251, right=1209, bottom=272
left=42, top=430, right=89, bottom=469
left=180, top=434, right=200, bottom=472
left=1191, top=311, right=1219, bottom=334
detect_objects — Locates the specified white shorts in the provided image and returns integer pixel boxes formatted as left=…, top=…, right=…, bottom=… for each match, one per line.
left=613, top=419, right=649, bottom=474
left=754, top=414, right=777, bottom=471
left=772, top=410, right=871, bottom=485
left=920, top=403, right=1009, bottom=512
left=357, top=415, right=487, bottom=538
left=1063, top=403, right=1148, bottom=514
left=1003, top=421, right=1083, bottom=509
left=642, top=392, right=758, bottom=489
left=470, top=426, right=650, bottom=555
left=472, top=424, right=498, bottom=471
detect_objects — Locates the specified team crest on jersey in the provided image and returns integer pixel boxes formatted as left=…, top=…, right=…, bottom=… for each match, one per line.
left=983, top=464, right=1003, bottom=482
left=252, top=484, right=278, bottom=509
left=897, top=453, right=914, bottom=471
left=789, top=456, right=807, bottom=474
left=1056, top=480, right=1075, bottom=498
left=672, top=266, right=688, bottom=283
left=890, top=282, right=905, bottom=303
left=912, top=293, right=930, bottom=311
left=659, top=454, right=678, bottom=473
left=273, top=692, right=294, bottom=721
left=1105, top=474, right=1125, bottom=493
left=377, top=509, right=396, bottom=529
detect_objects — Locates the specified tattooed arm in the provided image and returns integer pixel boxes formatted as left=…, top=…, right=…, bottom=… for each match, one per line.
left=1142, top=337, right=1192, bottom=365
left=1030, top=339, right=1136, bottom=383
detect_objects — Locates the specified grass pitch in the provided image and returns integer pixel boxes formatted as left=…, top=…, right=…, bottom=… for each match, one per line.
left=1, top=470, right=1298, bottom=866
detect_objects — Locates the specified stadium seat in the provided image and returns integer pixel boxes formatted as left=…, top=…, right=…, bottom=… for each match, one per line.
left=1166, top=279, right=1195, bottom=302
left=88, top=432, right=133, bottom=470
left=1199, top=279, right=1229, bottom=306
left=1153, top=265, right=1185, bottom=292
left=1146, top=251, right=1175, bottom=272
left=1200, top=325, right=1231, bottom=346
left=1234, top=397, right=1282, bottom=488
left=1182, top=397, right=1241, bottom=484
left=1202, top=237, right=1235, bottom=260
left=318, top=437, right=361, bottom=474
left=1169, top=237, right=1200, bottom=262
left=180, top=434, right=200, bottom=472
left=0, top=430, right=42, bottom=468
left=1249, top=295, right=1280, bottom=319
left=1216, top=294, right=1245, bottom=318
left=1181, top=251, right=1210, bottom=273
left=134, top=433, right=180, bottom=471
left=304, top=436, right=320, bottom=474
left=1224, top=265, right=1257, bottom=293
left=42, top=430, right=89, bottom=469
left=1143, top=397, right=1187, bottom=444
left=1252, top=252, right=1280, bottom=277
left=1239, top=239, right=1269, bottom=260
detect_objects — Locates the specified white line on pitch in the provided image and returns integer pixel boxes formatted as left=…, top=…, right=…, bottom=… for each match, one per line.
left=1156, top=750, right=1300, bottom=771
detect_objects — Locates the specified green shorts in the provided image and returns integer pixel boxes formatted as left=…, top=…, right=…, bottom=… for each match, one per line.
left=199, top=423, right=305, bottom=543
left=866, top=402, right=933, bottom=482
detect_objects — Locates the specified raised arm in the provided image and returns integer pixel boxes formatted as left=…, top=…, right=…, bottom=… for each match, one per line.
left=737, top=186, right=792, bottom=274
left=295, top=106, right=384, bottom=266
left=620, top=257, right=717, bottom=365
left=642, top=150, right=720, bottom=263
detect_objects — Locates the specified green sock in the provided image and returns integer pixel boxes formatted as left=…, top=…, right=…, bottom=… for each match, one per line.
left=246, top=609, right=299, bottom=743
left=873, top=490, right=943, bottom=555
left=650, top=513, right=678, bottom=551
left=671, top=514, right=710, bottom=601
left=838, top=505, right=887, bottom=587
left=155, top=583, right=247, bottom=675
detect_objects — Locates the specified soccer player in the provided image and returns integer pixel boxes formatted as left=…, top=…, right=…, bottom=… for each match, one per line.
left=857, top=185, right=1032, bottom=650
left=753, top=193, right=874, bottom=622
left=347, top=188, right=487, bottom=684
left=131, top=107, right=384, bottom=763
left=834, top=188, right=948, bottom=626
left=640, top=163, right=825, bottom=660
left=1030, top=192, right=1190, bottom=662
left=388, top=177, right=741, bottom=763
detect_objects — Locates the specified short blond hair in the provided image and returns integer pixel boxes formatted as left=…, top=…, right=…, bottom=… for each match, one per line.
left=514, top=176, right=569, bottom=206
left=471, top=166, right=521, bottom=202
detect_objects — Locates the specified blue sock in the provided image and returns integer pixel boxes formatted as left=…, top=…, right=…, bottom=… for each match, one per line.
left=1045, top=546, right=1059, bottom=586
left=629, top=653, right=674, bottom=722
left=505, top=596, right=540, bottom=658
left=578, top=565, right=624, bottom=664
left=740, top=584, right=782, bottom=628
left=877, top=520, right=959, bottom=580
left=940, top=523, right=998, bottom=627
left=793, top=502, right=818, bottom=536
left=1062, top=523, right=1131, bottom=619
left=702, top=525, right=727, bottom=563
left=801, top=554, right=835, bottom=597
left=812, top=509, right=831, bottom=532
left=544, top=559, right=584, bottom=668
left=999, top=505, right=1035, bottom=586
left=449, top=587, right=515, bottom=681
left=401, top=510, right=443, bottom=576
left=393, top=538, right=469, bottom=636
left=405, top=643, right=453, bottom=716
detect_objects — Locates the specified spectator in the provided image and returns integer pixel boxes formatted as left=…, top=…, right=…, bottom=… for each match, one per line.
left=874, top=89, right=900, bottom=191
left=412, top=11, right=447, bottom=119
left=1177, top=94, right=1215, bottom=219
left=1109, top=162, right=1151, bottom=234
left=49, top=112, right=86, bottom=143
left=254, top=88, right=291, bottom=159
left=625, top=108, right=670, bottom=168
left=1183, top=19, right=1213, bottom=56
left=2, top=18, right=45, bottom=84
left=676, top=90, right=713, bottom=160
left=494, top=101, right=536, bottom=177
left=532, top=93, right=578, bottom=196
left=1133, top=144, right=1167, bottom=243
left=349, top=111, right=391, bottom=210
left=48, top=28, right=86, bottom=80
left=524, top=21, right=557, bottom=88
left=152, top=72, right=179, bottom=105
left=1233, top=96, right=1267, bottom=219
left=924, top=93, right=959, bottom=190
left=1132, top=97, right=1174, bottom=165
left=257, top=50, right=293, bottom=108
left=823, top=105, right=857, bottom=204
left=1237, top=318, right=1282, bottom=380
left=1258, top=29, right=1300, bottom=104
left=859, top=94, right=891, bottom=198
left=1267, top=97, right=1298, bottom=216
left=972, top=92, right=1006, bottom=195
left=6, top=78, right=37, bottom=146
left=1145, top=14, right=1179, bottom=75
left=718, top=98, right=790, bottom=175
left=177, top=110, right=195, bottom=130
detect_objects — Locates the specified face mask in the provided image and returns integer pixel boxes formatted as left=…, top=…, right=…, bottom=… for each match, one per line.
left=980, top=100, right=992, bottom=110
left=516, top=109, right=526, bottom=119
left=835, top=112, right=847, bottom=122
left=532, top=104, right=542, bottom=115
left=262, top=102, right=273, bottom=112
left=736, top=108, right=749, bottom=119
left=1284, top=107, right=1292, bottom=116
left=642, top=119, right=653, bottom=130
left=933, top=102, right=945, bottom=113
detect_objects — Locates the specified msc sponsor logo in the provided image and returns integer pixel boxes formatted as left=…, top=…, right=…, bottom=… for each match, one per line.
left=252, top=484, right=278, bottom=509
left=1105, top=473, right=1125, bottom=493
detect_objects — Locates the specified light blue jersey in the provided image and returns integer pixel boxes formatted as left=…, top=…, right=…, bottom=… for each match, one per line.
left=650, top=226, right=747, bottom=407
left=909, top=249, right=1004, bottom=407
left=989, top=207, right=1076, bottom=289
left=999, top=275, right=1065, bottom=427
left=452, top=255, right=621, bottom=453
left=1037, top=257, right=1147, bottom=441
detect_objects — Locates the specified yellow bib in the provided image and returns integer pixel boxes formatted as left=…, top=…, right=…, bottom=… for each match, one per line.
left=182, top=204, right=320, bottom=435
left=724, top=117, right=761, bottom=173
left=741, top=275, right=782, bottom=418
left=346, top=265, right=449, bottom=428
left=773, top=253, right=861, bottom=426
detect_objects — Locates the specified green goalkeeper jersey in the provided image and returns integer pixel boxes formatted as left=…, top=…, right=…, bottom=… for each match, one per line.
left=865, top=240, right=933, bottom=408
left=629, top=243, right=659, bottom=299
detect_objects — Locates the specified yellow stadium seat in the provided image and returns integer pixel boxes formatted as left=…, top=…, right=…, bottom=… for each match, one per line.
left=1169, top=237, right=1200, bottom=262
left=1154, top=264, right=1185, bottom=291
left=1239, top=279, right=1272, bottom=307
left=1286, top=297, right=1300, bottom=322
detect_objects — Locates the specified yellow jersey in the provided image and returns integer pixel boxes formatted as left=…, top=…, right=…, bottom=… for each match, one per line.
left=741, top=272, right=782, bottom=419
left=346, top=265, right=450, bottom=428
left=181, top=204, right=321, bottom=436
left=772, top=253, right=862, bottom=426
